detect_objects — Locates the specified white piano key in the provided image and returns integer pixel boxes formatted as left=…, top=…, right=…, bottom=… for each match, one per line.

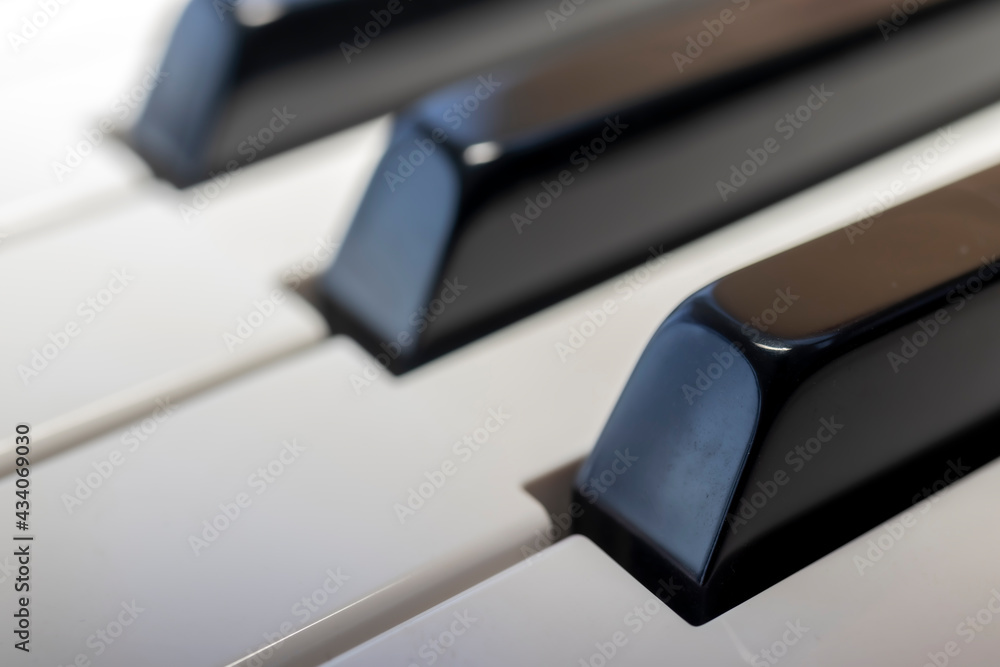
left=0, top=188, right=327, bottom=470
left=329, top=460, right=1000, bottom=667
left=328, top=536, right=705, bottom=667
left=0, top=335, right=555, bottom=667
left=0, top=0, right=186, bottom=236
left=10, top=99, right=1000, bottom=667
left=175, top=117, right=391, bottom=285
left=0, top=76, right=153, bottom=240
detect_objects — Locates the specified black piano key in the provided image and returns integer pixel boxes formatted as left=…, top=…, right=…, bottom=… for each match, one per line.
left=572, top=164, right=1000, bottom=624
left=129, top=0, right=503, bottom=186
left=317, top=0, right=1000, bottom=373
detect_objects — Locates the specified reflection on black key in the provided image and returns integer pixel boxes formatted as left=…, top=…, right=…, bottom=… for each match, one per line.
left=317, top=0, right=1000, bottom=373
left=573, top=165, right=1000, bottom=625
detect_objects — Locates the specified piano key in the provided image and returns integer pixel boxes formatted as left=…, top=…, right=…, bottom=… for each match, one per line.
left=0, top=0, right=186, bottom=237
left=328, top=460, right=1000, bottom=667
left=0, top=187, right=327, bottom=471
left=327, top=536, right=710, bottom=666
left=317, top=0, right=1000, bottom=373
left=574, top=160, right=1000, bottom=625
left=128, top=0, right=673, bottom=186
left=13, top=101, right=1000, bottom=667
left=177, top=116, right=389, bottom=283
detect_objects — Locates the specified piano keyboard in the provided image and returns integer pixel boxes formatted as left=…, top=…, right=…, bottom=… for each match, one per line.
left=4, top=0, right=1000, bottom=665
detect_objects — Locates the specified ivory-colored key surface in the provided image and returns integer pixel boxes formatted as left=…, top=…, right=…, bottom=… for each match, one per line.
left=0, top=191, right=327, bottom=470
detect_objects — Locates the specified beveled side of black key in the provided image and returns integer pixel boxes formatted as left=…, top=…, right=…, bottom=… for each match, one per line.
left=319, top=120, right=463, bottom=352
left=573, top=166, right=1000, bottom=625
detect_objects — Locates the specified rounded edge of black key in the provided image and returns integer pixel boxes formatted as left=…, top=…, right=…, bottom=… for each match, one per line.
left=573, top=174, right=1000, bottom=625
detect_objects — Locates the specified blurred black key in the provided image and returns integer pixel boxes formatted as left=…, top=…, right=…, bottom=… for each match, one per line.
left=573, top=165, right=1000, bottom=625
left=318, top=0, right=1000, bottom=372
left=129, top=0, right=491, bottom=186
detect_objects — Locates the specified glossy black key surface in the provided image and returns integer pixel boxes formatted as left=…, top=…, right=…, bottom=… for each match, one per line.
left=317, top=0, right=1000, bottom=373
left=572, top=165, right=1000, bottom=625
